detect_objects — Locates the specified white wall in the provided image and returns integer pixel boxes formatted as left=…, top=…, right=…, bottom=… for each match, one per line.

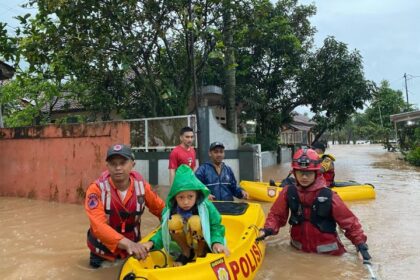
left=208, top=109, right=239, bottom=150
left=134, top=160, right=149, bottom=181
left=281, top=147, right=292, bottom=163
left=158, top=159, right=170, bottom=186
left=261, top=151, right=277, bottom=168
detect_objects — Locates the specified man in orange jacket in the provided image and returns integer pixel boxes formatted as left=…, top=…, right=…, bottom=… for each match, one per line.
left=85, top=144, right=165, bottom=268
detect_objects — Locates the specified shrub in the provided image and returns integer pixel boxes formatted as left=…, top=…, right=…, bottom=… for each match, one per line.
left=405, top=146, right=420, bottom=166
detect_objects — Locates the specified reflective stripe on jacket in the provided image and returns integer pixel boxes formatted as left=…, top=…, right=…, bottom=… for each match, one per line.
left=264, top=175, right=367, bottom=256
left=85, top=170, right=164, bottom=261
left=195, top=162, right=243, bottom=201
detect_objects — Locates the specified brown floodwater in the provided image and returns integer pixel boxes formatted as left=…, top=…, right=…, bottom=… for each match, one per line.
left=1, top=144, right=419, bottom=279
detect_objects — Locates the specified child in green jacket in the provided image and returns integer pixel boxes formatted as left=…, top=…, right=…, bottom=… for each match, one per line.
left=143, top=164, right=229, bottom=266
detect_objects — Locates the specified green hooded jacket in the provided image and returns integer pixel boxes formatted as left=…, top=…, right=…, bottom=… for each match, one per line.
left=149, top=164, right=225, bottom=254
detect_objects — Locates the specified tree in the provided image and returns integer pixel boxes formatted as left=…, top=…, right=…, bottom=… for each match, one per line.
left=222, top=0, right=237, bottom=132
left=0, top=72, right=83, bottom=126
left=366, top=80, right=414, bottom=148
left=301, top=37, right=373, bottom=142
left=235, top=0, right=317, bottom=149
left=0, top=22, right=18, bottom=63
left=365, top=80, right=406, bottom=129
left=14, top=0, right=229, bottom=120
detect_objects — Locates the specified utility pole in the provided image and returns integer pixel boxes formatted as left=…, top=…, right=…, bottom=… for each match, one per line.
left=403, top=73, right=409, bottom=111
left=188, top=0, right=202, bottom=163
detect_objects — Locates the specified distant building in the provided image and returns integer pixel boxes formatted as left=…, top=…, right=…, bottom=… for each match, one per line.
left=279, top=113, right=316, bottom=146
left=39, top=93, right=121, bottom=123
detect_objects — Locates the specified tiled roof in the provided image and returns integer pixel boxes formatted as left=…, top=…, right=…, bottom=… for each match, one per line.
left=292, top=113, right=316, bottom=126
left=41, top=96, right=84, bottom=113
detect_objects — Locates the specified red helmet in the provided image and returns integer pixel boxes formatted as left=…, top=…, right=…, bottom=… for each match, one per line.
left=292, top=148, right=321, bottom=171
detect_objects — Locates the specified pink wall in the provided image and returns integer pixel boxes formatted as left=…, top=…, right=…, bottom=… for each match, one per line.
left=0, top=121, right=130, bottom=203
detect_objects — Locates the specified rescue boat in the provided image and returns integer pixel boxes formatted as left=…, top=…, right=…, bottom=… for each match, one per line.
left=240, top=180, right=376, bottom=202
left=118, top=201, right=266, bottom=280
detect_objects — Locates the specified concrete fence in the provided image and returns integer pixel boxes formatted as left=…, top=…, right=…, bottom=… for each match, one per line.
left=0, top=122, right=130, bottom=203
left=0, top=114, right=295, bottom=205
left=0, top=108, right=259, bottom=204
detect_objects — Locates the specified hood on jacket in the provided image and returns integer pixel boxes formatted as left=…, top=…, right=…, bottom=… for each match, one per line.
left=167, top=164, right=210, bottom=207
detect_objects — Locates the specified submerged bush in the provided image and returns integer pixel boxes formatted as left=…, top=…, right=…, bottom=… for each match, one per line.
left=405, top=146, right=420, bottom=166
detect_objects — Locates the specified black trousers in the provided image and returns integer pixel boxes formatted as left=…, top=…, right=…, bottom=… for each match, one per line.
left=89, top=252, right=106, bottom=268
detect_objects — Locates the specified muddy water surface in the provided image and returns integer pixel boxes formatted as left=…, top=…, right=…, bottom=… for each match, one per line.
left=1, top=144, right=419, bottom=279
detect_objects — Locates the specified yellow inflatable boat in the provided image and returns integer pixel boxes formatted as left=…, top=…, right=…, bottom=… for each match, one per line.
left=240, top=180, right=376, bottom=202
left=119, top=202, right=266, bottom=280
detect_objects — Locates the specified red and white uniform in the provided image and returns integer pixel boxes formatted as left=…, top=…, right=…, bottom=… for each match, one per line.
left=264, top=175, right=367, bottom=255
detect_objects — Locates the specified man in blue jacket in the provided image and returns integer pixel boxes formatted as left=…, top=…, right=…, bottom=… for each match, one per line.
left=195, top=142, right=248, bottom=201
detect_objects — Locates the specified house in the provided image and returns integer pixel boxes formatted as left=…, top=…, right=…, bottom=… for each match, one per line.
left=279, top=113, right=316, bottom=146
left=40, top=93, right=121, bottom=123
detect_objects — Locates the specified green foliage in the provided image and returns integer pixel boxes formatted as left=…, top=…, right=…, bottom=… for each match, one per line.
left=331, top=81, right=418, bottom=160
left=405, top=146, right=420, bottom=166
left=302, top=37, right=374, bottom=142
left=0, top=22, right=18, bottom=62
left=7, top=0, right=229, bottom=120
left=242, top=133, right=278, bottom=151
left=0, top=72, right=79, bottom=127
left=256, top=134, right=279, bottom=151
left=0, top=0, right=375, bottom=155
left=366, top=81, right=407, bottom=128
left=235, top=0, right=316, bottom=138
left=363, top=80, right=410, bottom=145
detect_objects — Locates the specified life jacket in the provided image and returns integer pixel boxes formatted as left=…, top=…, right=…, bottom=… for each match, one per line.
left=321, top=154, right=335, bottom=187
left=87, top=171, right=146, bottom=260
left=287, top=185, right=336, bottom=233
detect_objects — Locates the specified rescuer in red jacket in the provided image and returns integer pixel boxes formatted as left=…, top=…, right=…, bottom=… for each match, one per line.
left=257, top=148, right=371, bottom=261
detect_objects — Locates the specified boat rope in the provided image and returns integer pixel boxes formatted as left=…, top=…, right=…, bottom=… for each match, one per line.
left=122, top=272, right=148, bottom=280
left=248, top=224, right=260, bottom=240
left=150, top=249, right=168, bottom=268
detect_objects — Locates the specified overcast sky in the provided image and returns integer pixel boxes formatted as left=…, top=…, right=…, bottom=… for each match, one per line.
left=1, top=0, right=419, bottom=108
left=299, top=0, right=420, bottom=108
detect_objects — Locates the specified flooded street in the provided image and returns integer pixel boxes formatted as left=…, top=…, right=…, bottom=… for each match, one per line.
left=1, top=144, right=419, bottom=279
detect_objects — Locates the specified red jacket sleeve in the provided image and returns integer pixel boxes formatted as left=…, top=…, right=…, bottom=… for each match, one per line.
left=84, top=183, right=123, bottom=253
left=143, top=182, right=165, bottom=219
left=332, top=193, right=367, bottom=245
left=264, top=186, right=290, bottom=234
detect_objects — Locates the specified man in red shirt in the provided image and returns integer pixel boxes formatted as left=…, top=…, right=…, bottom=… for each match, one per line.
left=168, top=126, right=196, bottom=186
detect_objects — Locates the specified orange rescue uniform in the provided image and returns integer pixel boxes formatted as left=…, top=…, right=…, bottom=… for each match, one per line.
left=85, top=174, right=164, bottom=258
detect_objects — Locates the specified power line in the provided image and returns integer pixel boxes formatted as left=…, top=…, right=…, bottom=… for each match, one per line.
left=407, top=74, right=420, bottom=80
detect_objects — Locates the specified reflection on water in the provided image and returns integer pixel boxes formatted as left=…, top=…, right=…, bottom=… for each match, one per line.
left=0, top=144, right=419, bottom=279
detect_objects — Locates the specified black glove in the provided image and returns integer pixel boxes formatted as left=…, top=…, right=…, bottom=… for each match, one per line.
left=256, top=228, right=274, bottom=241
left=356, top=243, right=371, bottom=261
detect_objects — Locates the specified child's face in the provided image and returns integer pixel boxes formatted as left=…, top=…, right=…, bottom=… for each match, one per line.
left=295, top=170, right=316, bottom=187
left=175, top=190, right=197, bottom=210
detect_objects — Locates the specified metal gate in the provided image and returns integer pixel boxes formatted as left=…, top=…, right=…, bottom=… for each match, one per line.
left=128, top=115, right=197, bottom=151
left=252, top=144, right=263, bottom=182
